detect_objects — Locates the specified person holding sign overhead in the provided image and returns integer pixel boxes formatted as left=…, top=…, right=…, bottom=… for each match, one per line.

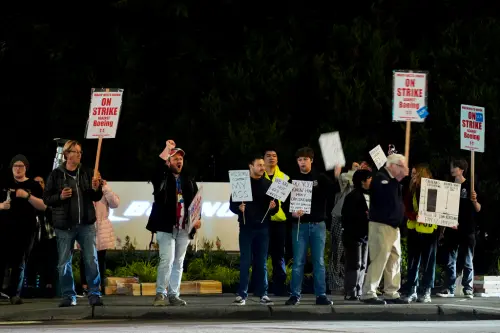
left=283, top=147, right=339, bottom=306
left=229, top=155, right=278, bottom=306
left=437, top=159, right=481, bottom=299
left=43, top=140, right=103, bottom=307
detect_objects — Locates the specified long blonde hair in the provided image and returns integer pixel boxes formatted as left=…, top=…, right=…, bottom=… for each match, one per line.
left=410, top=163, right=433, bottom=193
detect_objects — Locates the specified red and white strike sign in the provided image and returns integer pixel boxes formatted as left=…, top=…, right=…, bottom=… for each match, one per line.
left=460, top=104, right=485, bottom=153
left=85, top=88, right=124, bottom=139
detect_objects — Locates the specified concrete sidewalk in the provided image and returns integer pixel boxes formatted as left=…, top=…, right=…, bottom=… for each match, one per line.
left=1, top=294, right=500, bottom=322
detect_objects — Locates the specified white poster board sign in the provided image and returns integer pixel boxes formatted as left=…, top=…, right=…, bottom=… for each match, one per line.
left=318, top=131, right=346, bottom=171
left=392, top=71, right=428, bottom=122
left=266, top=178, right=294, bottom=202
left=85, top=88, right=124, bottom=138
left=460, top=104, right=485, bottom=153
left=228, top=170, right=252, bottom=202
left=289, top=180, right=313, bottom=214
left=369, top=145, right=387, bottom=170
left=417, top=178, right=461, bottom=227
left=188, top=186, right=203, bottom=233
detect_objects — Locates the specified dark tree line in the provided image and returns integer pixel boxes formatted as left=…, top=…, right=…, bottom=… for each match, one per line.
left=1, top=0, right=499, bottom=272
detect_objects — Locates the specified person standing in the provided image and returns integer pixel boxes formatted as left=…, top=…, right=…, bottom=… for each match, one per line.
left=262, top=149, right=290, bottom=296
left=0, top=155, right=46, bottom=305
left=80, top=172, right=119, bottom=295
left=437, top=159, right=481, bottom=298
left=229, top=155, right=278, bottom=306
left=361, top=153, right=409, bottom=305
left=24, top=176, right=58, bottom=298
left=43, top=140, right=104, bottom=307
left=147, top=140, right=202, bottom=306
left=404, top=164, right=438, bottom=303
left=284, top=147, right=339, bottom=306
left=341, top=169, right=372, bottom=300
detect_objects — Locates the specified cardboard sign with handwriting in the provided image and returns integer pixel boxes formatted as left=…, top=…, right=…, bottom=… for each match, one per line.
left=417, top=178, right=461, bottom=227
left=266, top=178, right=294, bottom=202
left=229, top=170, right=253, bottom=202
left=289, top=180, right=313, bottom=214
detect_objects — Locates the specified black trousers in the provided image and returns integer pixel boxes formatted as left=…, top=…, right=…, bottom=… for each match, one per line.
left=342, top=235, right=368, bottom=297
left=26, top=237, right=58, bottom=288
left=0, top=226, right=34, bottom=297
left=80, top=249, right=106, bottom=291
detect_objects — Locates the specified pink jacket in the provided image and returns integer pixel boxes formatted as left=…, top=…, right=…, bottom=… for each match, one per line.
left=94, top=184, right=120, bottom=251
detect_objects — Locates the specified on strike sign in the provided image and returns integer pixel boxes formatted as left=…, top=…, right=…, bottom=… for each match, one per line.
left=85, top=88, right=124, bottom=139
left=392, top=71, right=428, bottom=122
left=460, top=104, right=485, bottom=153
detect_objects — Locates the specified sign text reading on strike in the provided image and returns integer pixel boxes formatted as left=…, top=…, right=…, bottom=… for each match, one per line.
left=85, top=89, right=124, bottom=139
left=460, top=104, right=485, bottom=153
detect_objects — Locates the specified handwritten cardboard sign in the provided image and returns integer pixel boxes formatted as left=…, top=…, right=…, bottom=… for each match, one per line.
left=228, top=170, right=253, bottom=202
left=289, top=180, right=313, bottom=214
left=188, top=186, right=203, bottom=233
left=369, top=145, right=387, bottom=170
left=417, top=178, right=461, bottom=227
left=266, top=178, right=294, bottom=202
left=319, top=131, right=346, bottom=171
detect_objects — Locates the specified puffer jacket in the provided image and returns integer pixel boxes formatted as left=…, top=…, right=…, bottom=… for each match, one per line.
left=95, top=184, right=120, bottom=250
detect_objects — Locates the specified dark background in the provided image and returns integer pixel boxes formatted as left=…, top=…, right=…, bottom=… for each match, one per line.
left=1, top=0, right=499, bottom=273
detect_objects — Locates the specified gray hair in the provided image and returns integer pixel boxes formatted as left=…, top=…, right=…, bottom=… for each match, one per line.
left=386, top=153, right=405, bottom=166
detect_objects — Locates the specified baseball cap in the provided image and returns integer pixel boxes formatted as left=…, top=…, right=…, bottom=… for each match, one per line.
left=169, top=148, right=185, bottom=158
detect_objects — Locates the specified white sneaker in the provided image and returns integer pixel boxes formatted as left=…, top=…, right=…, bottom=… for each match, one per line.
left=233, top=296, right=246, bottom=305
left=436, top=289, right=455, bottom=298
left=260, top=295, right=274, bottom=306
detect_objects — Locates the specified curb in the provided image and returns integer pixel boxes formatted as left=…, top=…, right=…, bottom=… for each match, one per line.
left=2, top=304, right=500, bottom=322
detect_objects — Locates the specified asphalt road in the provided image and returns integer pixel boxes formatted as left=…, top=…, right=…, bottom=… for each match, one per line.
left=1, top=321, right=500, bottom=332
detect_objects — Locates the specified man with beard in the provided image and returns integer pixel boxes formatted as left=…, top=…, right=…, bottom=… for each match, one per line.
left=0, top=154, right=46, bottom=305
left=147, top=140, right=202, bottom=307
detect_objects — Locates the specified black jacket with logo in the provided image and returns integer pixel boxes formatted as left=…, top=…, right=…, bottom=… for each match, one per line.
left=369, top=167, right=405, bottom=228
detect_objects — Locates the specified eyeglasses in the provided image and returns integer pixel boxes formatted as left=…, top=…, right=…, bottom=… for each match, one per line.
left=13, top=164, right=26, bottom=169
left=69, top=150, right=83, bottom=155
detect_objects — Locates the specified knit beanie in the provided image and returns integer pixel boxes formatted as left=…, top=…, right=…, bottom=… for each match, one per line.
left=10, top=154, right=29, bottom=170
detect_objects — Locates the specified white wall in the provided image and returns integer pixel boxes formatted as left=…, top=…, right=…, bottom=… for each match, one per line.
left=107, top=182, right=240, bottom=251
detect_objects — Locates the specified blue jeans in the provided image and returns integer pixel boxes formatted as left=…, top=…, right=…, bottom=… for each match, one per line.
left=55, top=224, right=101, bottom=300
left=444, top=232, right=475, bottom=292
left=406, top=229, right=437, bottom=290
left=291, top=222, right=327, bottom=298
left=238, top=227, right=269, bottom=299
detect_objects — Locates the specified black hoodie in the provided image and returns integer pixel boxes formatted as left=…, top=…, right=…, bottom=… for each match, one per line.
left=229, top=176, right=278, bottom=229
left=283, top=169, right=339, bottom=228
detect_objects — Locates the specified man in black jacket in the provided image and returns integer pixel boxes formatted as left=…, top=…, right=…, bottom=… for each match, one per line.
left=147, top=141, right=201, bottom=307
left=284, top=147, right=339, bottom=306
left=341, top=169, right=372, bottom=300
left=43, top=140, right=103, bottom=307
left=229, top=155, right=278, bottom=306
left=361, top=153, right=408, bottom=305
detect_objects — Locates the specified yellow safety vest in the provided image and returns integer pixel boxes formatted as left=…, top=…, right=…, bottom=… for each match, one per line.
left=407, top=192, right=437, bottom=234
left=264, top=166, right=289, bottom=222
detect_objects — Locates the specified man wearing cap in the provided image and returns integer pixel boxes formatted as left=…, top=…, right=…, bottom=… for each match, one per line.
left=0, top=154, right=46, bottom=305
left=147, top=140, right=202, bottom=306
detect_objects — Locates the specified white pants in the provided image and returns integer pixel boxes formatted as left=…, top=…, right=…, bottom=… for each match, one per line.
left=155, top=228, right=190, bottom=296
left=362, top=222, right=401, bottom=300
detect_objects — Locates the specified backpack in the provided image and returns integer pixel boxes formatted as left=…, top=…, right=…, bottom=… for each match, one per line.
left=332, top=180, right=354, bottom=220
